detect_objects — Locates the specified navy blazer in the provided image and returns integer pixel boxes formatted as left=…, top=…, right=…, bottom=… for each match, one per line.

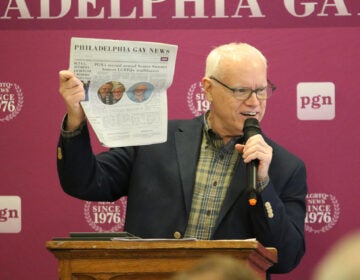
left=57, top=115, right=307, bottom=275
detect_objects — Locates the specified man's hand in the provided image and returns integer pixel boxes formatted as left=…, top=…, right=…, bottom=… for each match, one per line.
left=235, top=134, right=273, bottom=181
left=59, top=70, right=86, bottom=131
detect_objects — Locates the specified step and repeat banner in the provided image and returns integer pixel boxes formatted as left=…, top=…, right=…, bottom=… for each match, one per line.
left=1, top=1, right=359, bottom=279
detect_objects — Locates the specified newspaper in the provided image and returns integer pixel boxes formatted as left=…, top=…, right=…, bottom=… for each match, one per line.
left=69, top=37, right=178, bottom=147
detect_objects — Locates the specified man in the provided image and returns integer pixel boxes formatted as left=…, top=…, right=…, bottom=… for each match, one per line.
left=57, top=43, right=307, bottom=278
left=111, top=82, right=125, bottom=103
left=97, top=82, right=114, bottom=104
left=127, top=82, right=151, bottom=103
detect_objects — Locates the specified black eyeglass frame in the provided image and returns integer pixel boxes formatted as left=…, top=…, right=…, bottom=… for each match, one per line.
left=209, top=76, right=276, bottom=100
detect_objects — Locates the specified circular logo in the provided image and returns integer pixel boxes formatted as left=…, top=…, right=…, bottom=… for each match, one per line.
left=187, top=82, right=210, bottom=116
left=0, top=83, right=24, bottom=122
left=84, top=197, right=127, bottom=232
left=305, top=193, right=340, bottom=234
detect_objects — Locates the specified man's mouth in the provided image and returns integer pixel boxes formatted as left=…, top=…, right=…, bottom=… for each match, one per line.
left=241, top=112, right=257, bottom=117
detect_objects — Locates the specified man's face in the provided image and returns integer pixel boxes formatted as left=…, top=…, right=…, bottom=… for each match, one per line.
left=113, top=88, right=124, bottom=99
left=134, top=85, right=147, bottom=96
left=99, top=84, right=112, bottom=96
left=203, top=57, right=267, bottom=138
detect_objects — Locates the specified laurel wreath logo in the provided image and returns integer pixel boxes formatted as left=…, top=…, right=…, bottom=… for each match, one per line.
left=305, top=193, right=340, bottom=234
left=187, top=82, right=201, bottom=116
left=320, top=194, right=340, bottom=233
left=84, top=201, right=125, bottom=232
left=0, top=83, right=24, bottom=122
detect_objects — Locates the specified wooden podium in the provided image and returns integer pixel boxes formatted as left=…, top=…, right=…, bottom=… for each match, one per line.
left=46, top=239, right=277, bottom=280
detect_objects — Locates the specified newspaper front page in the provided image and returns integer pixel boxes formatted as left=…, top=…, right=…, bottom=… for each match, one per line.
left=69, top=37, right=178, bottom=147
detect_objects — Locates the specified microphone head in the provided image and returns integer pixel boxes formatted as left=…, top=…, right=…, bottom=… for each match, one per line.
left=243, top=118, right=261, bottom=142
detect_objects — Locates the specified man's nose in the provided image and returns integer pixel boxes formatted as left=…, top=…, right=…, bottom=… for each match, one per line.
left=244, top=91, right=260, bottom=104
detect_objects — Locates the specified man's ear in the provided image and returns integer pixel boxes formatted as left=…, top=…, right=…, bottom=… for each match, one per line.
left=202, top=77, right=213, bottom=102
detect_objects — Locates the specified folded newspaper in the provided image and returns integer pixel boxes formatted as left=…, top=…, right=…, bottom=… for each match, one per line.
left=69, top=37, right=178, bottom=147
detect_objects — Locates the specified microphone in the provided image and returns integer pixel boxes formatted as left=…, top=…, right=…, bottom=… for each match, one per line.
left=243, top=118, right=262, bottom=206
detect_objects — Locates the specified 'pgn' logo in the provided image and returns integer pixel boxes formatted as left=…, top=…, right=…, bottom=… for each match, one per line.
left=297, top=82, right=335, bottom=120
left=0, top=196, right=21, bottom=233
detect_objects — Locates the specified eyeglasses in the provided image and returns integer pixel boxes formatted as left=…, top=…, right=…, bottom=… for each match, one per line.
left=209, top=76, right=276, bottom=101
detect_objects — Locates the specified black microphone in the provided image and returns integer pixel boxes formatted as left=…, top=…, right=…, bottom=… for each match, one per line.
left=243, top=118, right=261, bottom=206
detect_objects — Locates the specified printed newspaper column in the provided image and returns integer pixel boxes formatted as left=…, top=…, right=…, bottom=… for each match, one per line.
left=69, top=37, right=178, bottom=147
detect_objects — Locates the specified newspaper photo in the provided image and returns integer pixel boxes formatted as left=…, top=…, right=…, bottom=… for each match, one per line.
left=69, top=37, right=178, bottom=147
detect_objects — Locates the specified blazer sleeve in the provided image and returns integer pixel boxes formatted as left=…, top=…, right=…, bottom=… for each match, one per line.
left=57, top=123, right=135, bottom=201
left=249, top=143, right=307, bottom=273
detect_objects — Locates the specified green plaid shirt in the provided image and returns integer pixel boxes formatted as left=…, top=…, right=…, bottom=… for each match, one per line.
left=184, top=114, right=241, bottom=239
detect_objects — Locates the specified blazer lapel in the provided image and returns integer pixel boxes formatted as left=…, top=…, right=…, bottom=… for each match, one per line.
left=214, top=157, right=248, bottom=229
left=174, top=119, right=203, bottom=216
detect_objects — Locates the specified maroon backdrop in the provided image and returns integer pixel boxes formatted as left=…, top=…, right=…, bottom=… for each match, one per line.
left=1, top=1, right=360, bottom=279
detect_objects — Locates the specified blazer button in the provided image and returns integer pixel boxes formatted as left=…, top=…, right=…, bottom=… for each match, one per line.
left=173, top=231, right=182, bottom=239
left=264, top=201, right=274, bottom=219
left=57, top=147, right=63, bottom=160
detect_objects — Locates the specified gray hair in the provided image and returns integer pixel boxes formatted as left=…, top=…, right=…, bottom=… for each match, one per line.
left=313, top=230, right=360, bottom=280
left=205, top=43, right=267, bottom=78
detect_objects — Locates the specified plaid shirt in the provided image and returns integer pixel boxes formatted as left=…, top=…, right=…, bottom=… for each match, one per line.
left=184, top=114, right=241, bottom=239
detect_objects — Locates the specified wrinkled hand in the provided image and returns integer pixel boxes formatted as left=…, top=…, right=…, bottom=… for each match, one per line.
left=235, top=134, right=273, bottom=180
left=59, top=70, right=86, bottom=131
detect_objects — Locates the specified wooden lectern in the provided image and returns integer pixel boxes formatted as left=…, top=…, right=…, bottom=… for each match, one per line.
left=46, top=239, right=277, bottom=280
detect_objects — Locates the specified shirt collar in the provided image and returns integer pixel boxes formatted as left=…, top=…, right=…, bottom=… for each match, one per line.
left=203, top=111, right=243, bottom=151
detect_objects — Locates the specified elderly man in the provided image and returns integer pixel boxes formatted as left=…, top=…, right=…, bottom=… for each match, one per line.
left=57, top=42, right=307, bottom=278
